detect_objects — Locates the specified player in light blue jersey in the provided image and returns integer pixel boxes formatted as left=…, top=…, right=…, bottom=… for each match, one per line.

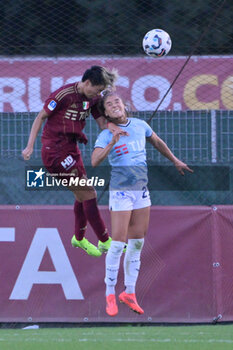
left=94, top=113, right=152, bottom=195
left=92, top=91, right=193, bottom=316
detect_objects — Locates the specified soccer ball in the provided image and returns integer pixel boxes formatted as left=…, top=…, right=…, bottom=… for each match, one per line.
left=142, top=29, right=172, bottom=58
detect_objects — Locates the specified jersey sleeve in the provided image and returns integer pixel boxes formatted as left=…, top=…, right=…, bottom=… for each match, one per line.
left=141, top=120, right=153, bottom=137
left=43, top=94, right=61, bottom=116
left=43, top=85, right=72, bottom=116
left=94, top=130, right=111, bottom=149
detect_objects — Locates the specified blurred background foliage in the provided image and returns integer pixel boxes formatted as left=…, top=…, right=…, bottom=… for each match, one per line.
left=0, top=0, right=232, bottom=56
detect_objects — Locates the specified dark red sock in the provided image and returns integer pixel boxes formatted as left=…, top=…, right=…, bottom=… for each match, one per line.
left=74, top=200, right=87, bottom=240
left=82, top=197, right=109, bottom=242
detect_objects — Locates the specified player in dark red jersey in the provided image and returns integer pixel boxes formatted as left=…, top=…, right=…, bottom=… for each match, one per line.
left=22, top=66, right=127, bottom=257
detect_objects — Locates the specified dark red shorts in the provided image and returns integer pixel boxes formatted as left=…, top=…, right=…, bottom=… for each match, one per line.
left=41, top=144, right=86, bottom=180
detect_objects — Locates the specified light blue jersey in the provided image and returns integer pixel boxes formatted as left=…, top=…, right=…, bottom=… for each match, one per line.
left=94, top=118, right=153, bottom=190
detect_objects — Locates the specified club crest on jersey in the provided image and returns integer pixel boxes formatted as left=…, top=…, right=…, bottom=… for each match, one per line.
left=83, top=101, right=89, bottom=110
left=48, top=100, right=57, bottom=111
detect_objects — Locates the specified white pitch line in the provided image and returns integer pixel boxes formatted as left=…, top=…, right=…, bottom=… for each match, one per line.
left=1, top=334, right=233, bottom=345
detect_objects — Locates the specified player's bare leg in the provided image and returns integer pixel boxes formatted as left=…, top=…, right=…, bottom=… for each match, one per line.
left=127, top=206, right=150, bottom=239
left=110, top=210, right=131, bottom=242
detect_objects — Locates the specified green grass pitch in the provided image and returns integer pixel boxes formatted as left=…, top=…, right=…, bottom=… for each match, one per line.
left=0, top=324, right=233, bottom=350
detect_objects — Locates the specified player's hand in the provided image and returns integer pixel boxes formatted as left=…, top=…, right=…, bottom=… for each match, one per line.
left=174, top=160, right=194, bottom=176
left=77, top=132, right=88, bottom=145
left=110, top=133, right=121, bottom=145
left=107, top=122, right=129, bottom=137
left=22, top=146, right=33, bottom=160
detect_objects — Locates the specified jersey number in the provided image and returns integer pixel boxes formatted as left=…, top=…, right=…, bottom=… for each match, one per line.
left=142, top=186, right=148, bottom=198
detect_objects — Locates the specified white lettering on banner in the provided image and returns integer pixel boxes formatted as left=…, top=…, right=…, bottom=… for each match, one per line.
left=28, top=77, right=43, bottom=111
left=0, top=228, right=15, bottom=241
left=29, top=77, right=65, bottom=112
left=51, top=77, right=64, bottom=92
left=116, top=76, right=130, bottom=88
left=65, top=76, right=82, bottom=85
left=10, top=228, right=84, bottom=300
left=0, top=78, right=27, bottom=112
left=131, top=75, right=172, bottom=111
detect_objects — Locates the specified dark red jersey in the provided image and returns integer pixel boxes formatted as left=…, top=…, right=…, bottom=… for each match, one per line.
left=41, top=82, right=102, bottom=147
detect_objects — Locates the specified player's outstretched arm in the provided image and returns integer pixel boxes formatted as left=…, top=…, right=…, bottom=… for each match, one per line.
left=91, top=134, right=120, bottom=167
left=22, top=109, right=49, bottom=160
left=148, top=132, right=193, bottom=175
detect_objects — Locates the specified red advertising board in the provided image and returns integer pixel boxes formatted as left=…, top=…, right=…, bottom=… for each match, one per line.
left=0, top=205, right=232, bottom=323
left=0, top=56, right=232, bottom=112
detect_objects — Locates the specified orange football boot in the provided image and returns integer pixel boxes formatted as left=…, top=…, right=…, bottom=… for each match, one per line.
left=119, top=291, right=144, bottom=314
left=106, top=294, right=118, bottom=316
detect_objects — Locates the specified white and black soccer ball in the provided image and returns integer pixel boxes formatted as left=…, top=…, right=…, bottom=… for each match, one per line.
left=142, top=29, right=172, bottom=58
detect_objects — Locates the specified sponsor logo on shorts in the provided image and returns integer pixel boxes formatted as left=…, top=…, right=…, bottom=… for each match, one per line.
left=115, top=191, right=127, bottom=199
left=61, top=155, right=76, bottom=170
left=48, top=100, right=57, bottom=111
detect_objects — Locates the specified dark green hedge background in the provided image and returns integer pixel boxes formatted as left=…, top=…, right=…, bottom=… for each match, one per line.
left=0, top=0, right=232, bottom=56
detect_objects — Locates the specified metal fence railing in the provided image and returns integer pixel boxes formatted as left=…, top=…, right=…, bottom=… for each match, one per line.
left=0, top=110, right=232, bottom=206
left=1, top=110, right=232, bottom=164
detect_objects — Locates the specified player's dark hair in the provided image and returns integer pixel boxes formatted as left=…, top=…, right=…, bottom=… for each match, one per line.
left=82, top=66, right=118, bottom=88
